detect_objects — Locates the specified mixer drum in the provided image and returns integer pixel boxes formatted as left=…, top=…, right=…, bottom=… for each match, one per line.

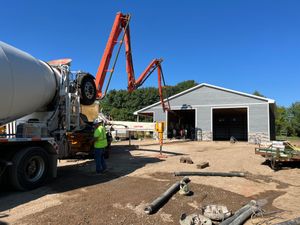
left=0, top=41, right=58, bottom=125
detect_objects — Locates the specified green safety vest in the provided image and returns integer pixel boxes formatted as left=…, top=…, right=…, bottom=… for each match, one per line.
left=94, top=125, right=108, bottom=148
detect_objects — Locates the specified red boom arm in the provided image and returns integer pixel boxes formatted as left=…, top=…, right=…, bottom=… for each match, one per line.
left=95, top=12, right=169, bottom=112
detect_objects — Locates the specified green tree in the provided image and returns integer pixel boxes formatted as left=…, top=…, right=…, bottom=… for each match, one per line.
left=166, top=80, right=198, bottom=97
left=100, top=80, right=198, bottom=121
left=253, top=90, right=266, bottom=97
left=251, top=91, right=298, bottom=137
left=275, top=104, right=300, bottom=137
left=289, top=102, right=300, bottom=136
left=275, top=106, right=290, bottom=136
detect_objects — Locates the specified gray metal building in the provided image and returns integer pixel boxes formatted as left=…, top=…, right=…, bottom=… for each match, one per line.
left=134, top=83, right=276, bottom=143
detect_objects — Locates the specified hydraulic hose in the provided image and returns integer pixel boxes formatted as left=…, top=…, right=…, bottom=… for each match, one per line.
left=174, top=171, right=245, bottom=177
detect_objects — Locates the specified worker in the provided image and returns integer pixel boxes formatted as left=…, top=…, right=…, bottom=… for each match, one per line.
left=172, top=128, right=176, bottom=139
left=93, top=119, right=108, bottom=173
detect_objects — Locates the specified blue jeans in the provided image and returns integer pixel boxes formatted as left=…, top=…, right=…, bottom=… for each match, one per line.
left=94, top=148, right=107, bottom=173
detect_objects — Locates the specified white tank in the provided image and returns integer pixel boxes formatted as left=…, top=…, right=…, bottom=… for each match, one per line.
left=0, top=41, right=59, bottom=125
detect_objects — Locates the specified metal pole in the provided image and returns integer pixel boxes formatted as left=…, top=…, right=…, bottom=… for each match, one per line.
left=159, top=132, right=163, bottom=155
left=129, top=131, right=131, bottom=145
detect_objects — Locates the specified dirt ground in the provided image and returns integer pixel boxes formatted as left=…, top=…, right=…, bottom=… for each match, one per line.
left=0, top=140, right=299, bottom=225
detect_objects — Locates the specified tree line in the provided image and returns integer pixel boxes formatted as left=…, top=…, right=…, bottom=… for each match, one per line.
left=253, top=91, right=300, bottom=137
left=275, top=103, right=300, bottom=137
left=101, top=81, right=300, bottom=137
left=100, top=80, right=197, bottom=121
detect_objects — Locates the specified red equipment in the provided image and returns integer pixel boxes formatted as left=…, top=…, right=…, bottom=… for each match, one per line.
left=95, top=12, right=170, bottom=112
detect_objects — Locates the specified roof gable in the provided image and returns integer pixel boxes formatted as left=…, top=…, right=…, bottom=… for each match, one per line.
left=134, top=83, right=275, bottom=114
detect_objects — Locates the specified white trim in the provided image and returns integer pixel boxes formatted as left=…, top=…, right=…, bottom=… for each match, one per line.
left=152, top=111, right=155, bottom=122
left=136, top=111, right=155, bottom=121
left=165, top=110, right=168, bottom=136
left=195, top=108, right=198, bottom=131
left=203, top=83, right=275, bottom=103
left=267, top=104, right=270, bottom=141
left=148, top=102, right=270, bottom=110
left=211, top=106, right=249, bottom=141
left=133, top=83, right=275, bottom=114
left=210, top=107, right=213, bottom=133
left=247, top=107, right=250, bottom=135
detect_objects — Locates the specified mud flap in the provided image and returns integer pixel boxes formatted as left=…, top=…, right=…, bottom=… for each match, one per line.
left=48, top=153, right=58, bottom=178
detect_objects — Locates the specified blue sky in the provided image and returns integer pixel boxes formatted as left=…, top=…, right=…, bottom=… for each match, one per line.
left=1, top=0, right=299, bottom=106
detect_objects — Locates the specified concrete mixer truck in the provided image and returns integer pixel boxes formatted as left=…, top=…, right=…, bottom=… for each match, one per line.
left=0, top=12, right=169, bottom=190
left=0, top=41, right=100, bottom=190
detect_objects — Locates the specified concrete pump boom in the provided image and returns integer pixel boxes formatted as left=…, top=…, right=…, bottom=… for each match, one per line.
left=94, top=12, right=170, bottom=112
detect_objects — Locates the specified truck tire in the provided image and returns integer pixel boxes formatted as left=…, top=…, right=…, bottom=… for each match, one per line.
left=9, top=147, right=49, bottom=190
left=79, top=75, right=96, bottom=105
left=270, top=157, right=280, bottom=171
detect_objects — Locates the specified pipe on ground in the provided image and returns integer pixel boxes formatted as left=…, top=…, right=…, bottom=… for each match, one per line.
left=220, top=200, right=258, bottom=225
left=274, top=217, right=300, bottom=225
left=174, top=171, right=245, bottom=177
left=144, top=176, right=190, bottom=215
left=230, top=206, right=259, bottom=225
left=219, top=201, right=255, bottom=225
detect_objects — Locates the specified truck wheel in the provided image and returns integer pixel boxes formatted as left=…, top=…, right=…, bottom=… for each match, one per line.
left=9, top=147, right=49, bottom=190
left=270, top=157, right=280, bottom=171
left=80, top=75, right=96, bottom=105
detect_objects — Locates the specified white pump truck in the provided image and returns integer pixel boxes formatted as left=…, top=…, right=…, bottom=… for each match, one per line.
left=0, top=12, right=169, bottom=191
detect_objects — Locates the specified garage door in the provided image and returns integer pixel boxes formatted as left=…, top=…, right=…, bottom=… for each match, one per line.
left=213, top=108, right=248, bottom=141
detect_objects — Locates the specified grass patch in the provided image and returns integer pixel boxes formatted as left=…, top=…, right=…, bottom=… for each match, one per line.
left=276, top=136, right=300, bottom=145
left=276, top=136, right=300, bottom=142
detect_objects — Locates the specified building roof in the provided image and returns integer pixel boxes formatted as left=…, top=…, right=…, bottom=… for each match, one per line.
left=134, top=83, right=275, bottom=115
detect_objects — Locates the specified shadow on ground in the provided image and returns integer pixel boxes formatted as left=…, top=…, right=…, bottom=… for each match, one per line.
left=134, top=148, right=185, bottom=156
left=0, top=213, right=8, bottom=225
left=0, top=144, right=163, bottom=213
left=261, top=160, right=300, bottom=171
left=138, top=139, right=193, bottom=147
